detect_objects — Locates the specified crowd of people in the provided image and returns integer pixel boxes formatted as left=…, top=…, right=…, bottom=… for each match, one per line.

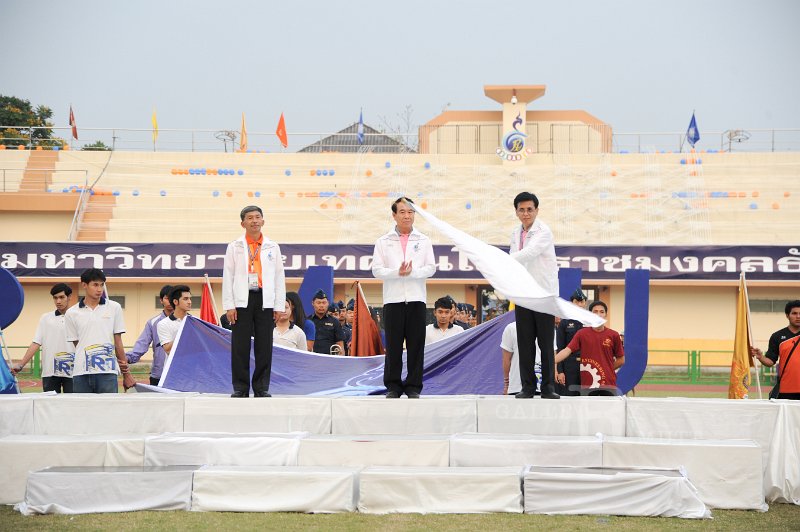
left=9, top=196, right=799, bottom=400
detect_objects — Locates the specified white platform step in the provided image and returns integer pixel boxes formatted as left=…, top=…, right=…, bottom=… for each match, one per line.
left=449, top=433, right=603, bottom=467
left=358, top=466, right=524, bottom=514
left=144, top=432, right=306, bottom=466
left=297, top=435, right=450, bottom=467
left=332, top=396, right=477, bottom=434
left=182, top=396, right=332, bottom=433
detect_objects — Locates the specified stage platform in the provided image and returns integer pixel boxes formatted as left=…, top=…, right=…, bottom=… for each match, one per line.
left=2, top=394, right=798, bottom=513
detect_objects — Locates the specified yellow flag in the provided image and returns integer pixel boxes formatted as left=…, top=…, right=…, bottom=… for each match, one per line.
left=240, top=113, right=248, bottom=152
left=728, top=272, right=753, bottom=399
left=151, top=109, right=159, bottom=143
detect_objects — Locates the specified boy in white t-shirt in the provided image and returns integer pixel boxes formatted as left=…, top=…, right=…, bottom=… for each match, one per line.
left=157, top=285, right=192, bottom=355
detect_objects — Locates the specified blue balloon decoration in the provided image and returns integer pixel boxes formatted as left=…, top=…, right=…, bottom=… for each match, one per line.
left=285, top=170, right=291, bottom=176
left=465, top=202, right=472, bottom=210
left=254, top=191, right=261, bottom=198
left=62, top=188, right=69, bottom=193
left=213, top=190, right=220, bottom=197
left=697, top=158, right=702, bottom=164
left=316, top=170, right=321, bottom=176
left=424, top=162, right=431, bottom=169
left=238, top=170, right=244, bottom=175
left=133, top=190, right=140, bottom=196
left=160, top=190, right=167, bottom=197
left=322, top=170, right=328, bottom=176
left=619, top=150, right=629, bottom=154
left=329, top=170, right=335, bottom=176
left=385, top=161, right=391, bottom=168
left=113, top=190, right=120, bottom=196
left=201, top=169, right=207, bottom=175
left=189, top=169, right=195, bottom=175
left=53, top=146, right=60, bottom=151
left=680, top=159, right=686, bottom=165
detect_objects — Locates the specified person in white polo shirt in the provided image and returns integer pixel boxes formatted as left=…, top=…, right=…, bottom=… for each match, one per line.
left=11, top=283, right=76, bottom=393
left=372, top=197, right=436, bottom=398
left=273, top=296, right=307, bottom=351
left=425, top=296, right=464, bottom=346
left=65, top=268, right=134, bottom=393
left=157, top=285, right=192, bottom=356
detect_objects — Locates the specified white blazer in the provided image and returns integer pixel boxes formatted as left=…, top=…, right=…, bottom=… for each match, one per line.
left=372, top=227, right=436, bottom=304
left=222, top=235, right=286, bottom=312
left=509, top=219, right=559, bottom=296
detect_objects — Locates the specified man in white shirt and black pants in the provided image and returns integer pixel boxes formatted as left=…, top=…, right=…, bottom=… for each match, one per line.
left=509, top=192, right=560, bottom=399
left=372, top=197, right=436, bottom=398
left=223, top=206, right=286, bottom=398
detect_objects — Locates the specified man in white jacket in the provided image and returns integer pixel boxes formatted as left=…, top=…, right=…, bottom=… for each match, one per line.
left=509, top=192, right=560, bottom=399
left=372, top=197, right=436, bottom=398
left=222, top=206, right=286, bottom=398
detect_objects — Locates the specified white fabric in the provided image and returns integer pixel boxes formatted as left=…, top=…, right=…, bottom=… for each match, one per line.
left=273, top=323, right=307, bottom=350
left=222, top=235, right=286, bottom=311
left=509, top=219, right=559, bottom=296
left=358, top=466, right=524, bottom=514
left=0, top=434, right=145, bottom=504
left=182, top=396, right=331, bottom=433
left=449, top=433, right=602, bottom=467
left=602, top=435, right=766, bottom=510
left=191, top=465, right=359, bottom=513
left=765, top=401, right=800, bottom=504
left=371, top=226, right=436, bottom=304
left=500, top=322, right=546, bottom=394
left=16, top=465, right=195, bottom=514
left=332, top=396, right=476, bottom=435
left=144, top=432, right=305, bottom=466
left=65, top=298, right=125, bottom=376
left=425, top=323, right=464, bottom=345
left=298, top=435, right=450, bottom=466
left=476, top=396, right=626, bottom=436
left=625, top=398, right=779, bottom=469
left=523, top=466, right=710, bottom=518
left=0, top=395, right=33, bottom=437
left=32, top=394, right=185, bottom=435
left=412, top=206, right=603, bottom=325
left=32, top=310, right=74, bottom=378
left=157, top=314, right=185, bottom=346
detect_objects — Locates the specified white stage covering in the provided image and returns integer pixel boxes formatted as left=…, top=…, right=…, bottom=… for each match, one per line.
left=476, top=396, right=626, bottom=436
left=182, top=396, right=331, bottom=433
left=191, top=465, right=359, bottom=513
left=449, top=433, right=603, bottom=467
left=602, top=435, right=766, bottom=510
left=32, top=394, right=185, bottom=435
left=144, top=432, right=305, bottom=466
left=0, top=434, right=145, bottom=504
left=523, top=466, right=710, bottom=518
left=297, top=435, right=450, bottom=467
left=358, top=466, right=524, bottom=514
left=0, top=395, right=34, bottom=437
left=331, top=397, right=476, bottom=435
left=16, top=466, right=196, bottom=515
left=765, top=401, right=800, bottom=504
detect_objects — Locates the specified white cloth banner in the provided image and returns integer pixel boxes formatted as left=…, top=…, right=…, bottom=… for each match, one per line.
left=0, top=395, right=34, bottom=437
left=523, top=466, right=711, bottom=518
left=413, top=206, right=603, bottom=325
left=191, top=465, right=359, bottom=513
left=764, top=401, right=800, bottom=504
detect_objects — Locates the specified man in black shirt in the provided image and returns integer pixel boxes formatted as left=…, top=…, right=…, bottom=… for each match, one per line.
left=555, top=288, right=588, bottom=396
left=309, top=290, right=345, bottom=355
left=751, top=300, right=800, bottom=399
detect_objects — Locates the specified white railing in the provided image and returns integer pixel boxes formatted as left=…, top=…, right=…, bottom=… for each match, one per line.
left=1, top=125, right=799, bottom=154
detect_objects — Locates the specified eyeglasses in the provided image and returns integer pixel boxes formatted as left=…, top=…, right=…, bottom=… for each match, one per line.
left=516, top=207, right=536, bottom=214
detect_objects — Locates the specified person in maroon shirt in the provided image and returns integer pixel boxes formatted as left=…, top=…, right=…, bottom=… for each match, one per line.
left=554, top=301, right=625, bottom=395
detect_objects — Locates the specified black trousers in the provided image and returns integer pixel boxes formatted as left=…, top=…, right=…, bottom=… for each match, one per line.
left=383, top=301, right=426, bottom=394
left=42, top=376, right=73, bottom=393
left=557, top=354, right=581, bottom=396
left=515, top=306, right=556, bottom=395
left=231, top=290, right=274, bottom=394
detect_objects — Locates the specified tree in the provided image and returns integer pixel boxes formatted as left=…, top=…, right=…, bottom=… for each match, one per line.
left=0, top=95, right=56, bottom=147
left=81, top=140, right=111, bottom=151
left=378, top=104, right=418, bottom=153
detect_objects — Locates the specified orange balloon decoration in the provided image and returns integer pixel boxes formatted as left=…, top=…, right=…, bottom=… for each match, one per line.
left=226, top=191, right=233, bottom=197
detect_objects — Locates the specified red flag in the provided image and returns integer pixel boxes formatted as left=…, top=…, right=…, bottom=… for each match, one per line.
left=276, top=112, right=288, bottom=148
left=350, top=281, right=384, bottom=357
left=200, top=281, right=219, bottom=325
left=69, top=105, right=78, bottom=140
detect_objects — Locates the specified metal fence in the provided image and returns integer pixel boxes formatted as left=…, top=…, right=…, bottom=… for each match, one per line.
left=1, top=125, right=799, bottom=154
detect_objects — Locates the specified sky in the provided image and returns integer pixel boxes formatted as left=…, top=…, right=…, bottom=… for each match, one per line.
left=1, top=0, right=799, bottom=141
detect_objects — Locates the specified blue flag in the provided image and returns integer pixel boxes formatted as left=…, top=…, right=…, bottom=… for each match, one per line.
left=0, top=354, right=19, bottom=394
left=357, top=109, right=365, bottom=145
left=686, top=112, right=700, bottom=148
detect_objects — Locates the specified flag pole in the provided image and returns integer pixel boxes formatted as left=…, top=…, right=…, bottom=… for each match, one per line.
left=743, top=272, right=762, bottom=399
left=204, top=274, right=220, bottom=325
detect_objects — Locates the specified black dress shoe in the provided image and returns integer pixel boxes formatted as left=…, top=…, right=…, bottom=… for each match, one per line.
left=406, top=392, right=420, bottom=399
left=230, top=391, right=248, bottom=398
left=385, top=390, right=401, bottom=398
left=254, top=390, right=272, bottom=397
left=515, top=390, right=535, bottom=399
left=540, top=391, right=561, bottom=399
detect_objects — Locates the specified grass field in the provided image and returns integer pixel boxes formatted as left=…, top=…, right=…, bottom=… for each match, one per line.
left=3, top=503, right=800, bottom=531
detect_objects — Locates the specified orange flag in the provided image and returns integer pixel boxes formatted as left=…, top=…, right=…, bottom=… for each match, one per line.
left=350, top=281, right=384, bottom=357
left=728, top=272, right=753, bottom=399
left=200, top=275, right=219, bottom=326
left=276, top=112, right=288, bottom=148
left=239, top=113, right=248, bottom=152
left=69, top=105, right=78, bottom=140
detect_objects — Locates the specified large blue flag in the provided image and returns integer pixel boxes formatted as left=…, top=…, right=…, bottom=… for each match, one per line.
left=357, top=109, right=365, bottom=145
left=0, top=353, right=19, bottom=394
left=686, top=112, right=700, bottom=148
left=160, top=313, right=514, bottom=395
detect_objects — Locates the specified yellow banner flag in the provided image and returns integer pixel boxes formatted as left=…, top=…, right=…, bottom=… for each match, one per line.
left=240, top=113, right=248, bottom=152
left=151, top=109, right=159, bottom=143
left=728, top=272, right=753, bottom=399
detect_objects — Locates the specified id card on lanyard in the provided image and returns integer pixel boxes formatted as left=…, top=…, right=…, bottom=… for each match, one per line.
left=248, top=241, right=261, bottom=290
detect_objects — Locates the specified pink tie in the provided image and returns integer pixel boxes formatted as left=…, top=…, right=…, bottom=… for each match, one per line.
left=519, top=229, right=528, bottom=250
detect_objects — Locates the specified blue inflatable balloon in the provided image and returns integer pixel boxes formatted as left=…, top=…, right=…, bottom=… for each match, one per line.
left=322, top=170, right=328, bottom=176
left=285, top=170, right=291, bottom=176
left=238, top=170, right=244, bottom=175
left=160, top=190, right=167, bottom=197
left=133, top=190, right=140, bottom=196
left=385, top=161, right=391, bottom=168
left=466, top=202, right=471, bottom=210
left=329, top=170, right=335, bottom=176
left=113, top=190, right=120, bottom=196
left=750, top=203, right=758, bottom=209
left=213, top=190, right=220, bottom=197
left=316, top=170, right=321, bottom=176
left=424, top=162, right=431, bottom=169
left=254, top=191, right=261, bottom=198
